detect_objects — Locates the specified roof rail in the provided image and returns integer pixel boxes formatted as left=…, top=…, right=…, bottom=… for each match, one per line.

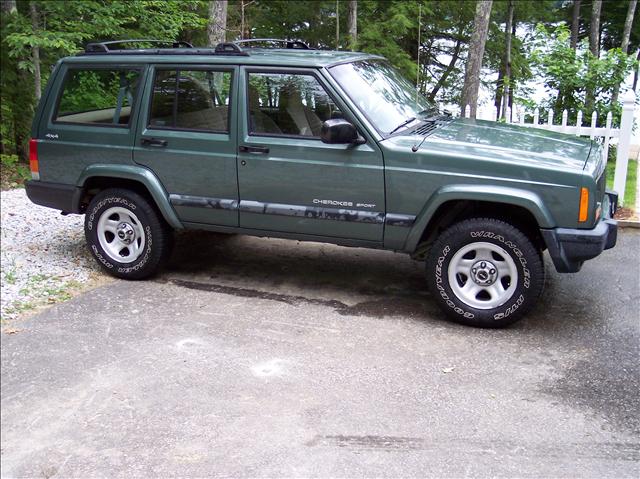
left=85, top=39, right=194, bottom=53
left=79, top=39, right=249, bottom=57
left=233, top=38, right=311, bottom=50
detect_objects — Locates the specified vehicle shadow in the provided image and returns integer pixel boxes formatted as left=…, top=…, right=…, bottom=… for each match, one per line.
left=161, top=229, right=620, bottom=333
left=163, top=230, right=441, bottom=322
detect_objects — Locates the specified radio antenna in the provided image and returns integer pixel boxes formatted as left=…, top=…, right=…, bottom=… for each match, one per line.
left=415, top=3, right=421, bottom=104
left=412, top=4, right=422, bottom=153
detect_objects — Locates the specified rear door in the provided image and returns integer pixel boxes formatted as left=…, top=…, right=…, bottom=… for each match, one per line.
left=36, top=64, right=142, bottom=185
left=134, top=64, right=239, bottom=226
left=236, top=67, right=385, bottom=242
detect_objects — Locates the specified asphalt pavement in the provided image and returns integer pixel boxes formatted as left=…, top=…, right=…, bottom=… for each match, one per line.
left=1, top=229, right=639, bottom=478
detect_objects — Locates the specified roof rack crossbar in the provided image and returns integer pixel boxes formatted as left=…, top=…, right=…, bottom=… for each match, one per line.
left=233, top=38, right=311, bottom=50
left=85, top=39, right=194, bottom=53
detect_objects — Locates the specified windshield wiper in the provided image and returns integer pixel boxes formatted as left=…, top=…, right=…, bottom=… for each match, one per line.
left=388, top=117, right=416, bottom=135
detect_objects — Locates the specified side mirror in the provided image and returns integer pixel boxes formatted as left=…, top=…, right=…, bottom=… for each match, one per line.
left=321, top=119, right=365, bottom=145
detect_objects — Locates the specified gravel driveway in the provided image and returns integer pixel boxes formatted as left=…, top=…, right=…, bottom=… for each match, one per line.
left=0, top=189, right=103, bottom=321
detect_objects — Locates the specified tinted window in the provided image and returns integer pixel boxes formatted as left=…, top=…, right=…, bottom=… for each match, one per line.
left=247, top=72, right=342, bottom=137
left=55, top=69, right=140, bottom=125
left=149, top=69, right=231, bottom=132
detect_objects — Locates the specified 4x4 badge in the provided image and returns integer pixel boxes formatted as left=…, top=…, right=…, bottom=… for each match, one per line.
left=45, top=133, right=59, bottom=139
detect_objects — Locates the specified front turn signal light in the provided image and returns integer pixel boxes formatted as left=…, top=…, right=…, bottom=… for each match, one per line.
left=579, top=187, right=589, bottom=222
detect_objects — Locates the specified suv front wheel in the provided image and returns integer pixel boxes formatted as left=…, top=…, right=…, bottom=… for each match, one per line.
left=426, top=218, right=544, bottom=328
left=85, top=188, right=173, bottom=279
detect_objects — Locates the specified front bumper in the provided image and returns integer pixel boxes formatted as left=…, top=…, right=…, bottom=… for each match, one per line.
left=541, top=218, right=617, bottom=273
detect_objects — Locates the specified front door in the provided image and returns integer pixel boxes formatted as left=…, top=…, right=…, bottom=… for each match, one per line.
left=237, top=67, right=385, bottom=242
left=134, top=65, right=239, bottom=226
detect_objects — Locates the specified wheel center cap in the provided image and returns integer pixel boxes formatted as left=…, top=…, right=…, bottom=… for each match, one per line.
left=116, top=222, right=135, bottom=244
left=471, top=260, right=498, bottom=286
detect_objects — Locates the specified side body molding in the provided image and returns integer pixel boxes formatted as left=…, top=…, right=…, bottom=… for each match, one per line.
left=403, top=184, right=556, bottom=252
left=76, top=164, right=184, bottom=229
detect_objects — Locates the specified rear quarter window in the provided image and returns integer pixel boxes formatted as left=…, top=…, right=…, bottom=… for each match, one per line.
left=54, top=68, right=141, bottom=126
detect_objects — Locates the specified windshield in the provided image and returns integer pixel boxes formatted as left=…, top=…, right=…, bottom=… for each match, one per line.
left=329, top=59, right=435, bottom=135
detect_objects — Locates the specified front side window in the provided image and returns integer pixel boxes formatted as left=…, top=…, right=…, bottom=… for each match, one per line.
left=55, top=68, right=141, bottom=125
left=247, top=72, right=343, bottom=137
left=149, top=69, right=232, bottom=132
left=329, top=60, right=436, bottom=135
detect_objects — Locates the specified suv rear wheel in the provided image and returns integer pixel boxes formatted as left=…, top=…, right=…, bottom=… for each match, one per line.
left=426, top=218, right=544, bottom=328
left=85, top=189, right=173, bottom=279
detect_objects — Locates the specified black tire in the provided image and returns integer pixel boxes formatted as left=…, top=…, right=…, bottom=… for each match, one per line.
left=84, top=188, right=173, bottom=280
left=426, top=218, right=544, bottom=328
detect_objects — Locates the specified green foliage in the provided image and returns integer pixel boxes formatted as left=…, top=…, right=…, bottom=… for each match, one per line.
left=531, top=24, right=638, bottom=125
left=606, top=157, right=637, bottom=210
left=0, top=154, right=30, bottom=190
left=0, top=0, right=636, bottom=162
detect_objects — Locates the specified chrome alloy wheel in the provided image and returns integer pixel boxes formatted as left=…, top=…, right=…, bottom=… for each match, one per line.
left=96, top=207, right=146, bottom=264
left=447, top=241, right=518, bottom=310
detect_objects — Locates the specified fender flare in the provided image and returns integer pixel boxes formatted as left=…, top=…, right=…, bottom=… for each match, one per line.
left=403, top=184, right=555, bottom=252
left=76, top=164, right=183, bottom=229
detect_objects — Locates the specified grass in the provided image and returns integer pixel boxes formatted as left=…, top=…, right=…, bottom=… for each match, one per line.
left=606, top=158, right=637, bottom=210
left=1, top=154, right=30, bottom=190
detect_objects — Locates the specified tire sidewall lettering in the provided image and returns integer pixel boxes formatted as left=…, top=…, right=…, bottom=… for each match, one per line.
left=87, top=196, right=152, bottom=274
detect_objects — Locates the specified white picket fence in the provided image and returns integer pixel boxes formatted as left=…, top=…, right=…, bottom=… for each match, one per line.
left=463, top=90, right=637, bottom=207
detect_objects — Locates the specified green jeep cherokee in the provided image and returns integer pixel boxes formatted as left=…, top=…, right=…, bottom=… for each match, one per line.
left=25, top=39, right=618, bottom=327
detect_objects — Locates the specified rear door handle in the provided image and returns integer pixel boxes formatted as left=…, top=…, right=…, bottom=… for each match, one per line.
left=141, top=137, right=168, bottom=148
left=239, top=145, right=269, bottom=154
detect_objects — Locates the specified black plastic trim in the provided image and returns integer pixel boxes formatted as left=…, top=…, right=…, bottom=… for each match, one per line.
left=541, top=219, right=617, bottom=273
left=25, top=180, right=82, bottom=213
left=169, top=194, right=413, bottom=226
left=385, top=213, right=416, bottom=227
left=169, top=194, right=238, bottom=210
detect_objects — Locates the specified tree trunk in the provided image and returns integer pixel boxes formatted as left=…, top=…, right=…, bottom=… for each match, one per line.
left=570, top=0, right=581, bottom=50
left=612, top=0, right=637, bottom=104
left=336, top=0, right=340, bottom=49
left=1, top=0, right=17, bottom=14
left=501, top=0, right=514, bottom=120
left=585, top=0, right=602, bottom=113
left=207, top=0, right=228, bottom=47
left=589, top=0, right=602, bottom=57
left=30, top=1, right=41, bottom=101
left=347, top=0, right=357, bottom=50
left=621, top=0, right=637, bottom=53
left=633, top=49, right=640, bottom=91
left=460, top=0, right=493, bottom=117
left=429, top=35, right=463, bottom=102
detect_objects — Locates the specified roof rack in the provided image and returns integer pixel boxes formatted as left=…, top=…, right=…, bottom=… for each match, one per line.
left=80, top=39, right=248, bottom=56
left=233, top=38, right=311, bottom=50
left=85, top=39, right=194, bottom=53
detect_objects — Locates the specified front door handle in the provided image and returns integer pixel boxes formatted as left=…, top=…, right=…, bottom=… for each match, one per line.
left=239, top=145, right=269, bottom=154
left=141, top=137, right=168, bottom=148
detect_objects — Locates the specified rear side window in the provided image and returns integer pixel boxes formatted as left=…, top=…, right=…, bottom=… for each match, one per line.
left=55, top=68, right=141, bottom=126
left=149, top=69, right=232, bottom=133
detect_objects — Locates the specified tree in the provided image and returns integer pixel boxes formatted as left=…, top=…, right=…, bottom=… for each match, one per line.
left=460, top=0, right=492, bottom=116
left=29, top=1, right=41, bottom=101
left=611, top=0, right=636, bottom=104
left=585, top=0, right=602, bottom=113
left=207, top=1, right=228, bottom=47
left=347, top=0, right=357, bottom=50
left=570, top=0, right=581, bottom=50
left=1, top=0, right=16, bottom=15
left=494, top=0, right=514, bottom=120
left=589, top=0, right=602, bottom=57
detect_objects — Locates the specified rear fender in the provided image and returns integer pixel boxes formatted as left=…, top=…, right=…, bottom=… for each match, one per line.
left=76, top=164, right=183, bottom=229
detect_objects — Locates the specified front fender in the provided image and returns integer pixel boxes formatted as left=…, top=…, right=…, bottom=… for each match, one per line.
left=76, top=164, right=183, bottom=229
left=403, top=184, right=555, bottom=252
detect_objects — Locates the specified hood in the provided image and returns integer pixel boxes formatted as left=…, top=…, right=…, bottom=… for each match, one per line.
left=389, top=118, right=593, bottom=171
